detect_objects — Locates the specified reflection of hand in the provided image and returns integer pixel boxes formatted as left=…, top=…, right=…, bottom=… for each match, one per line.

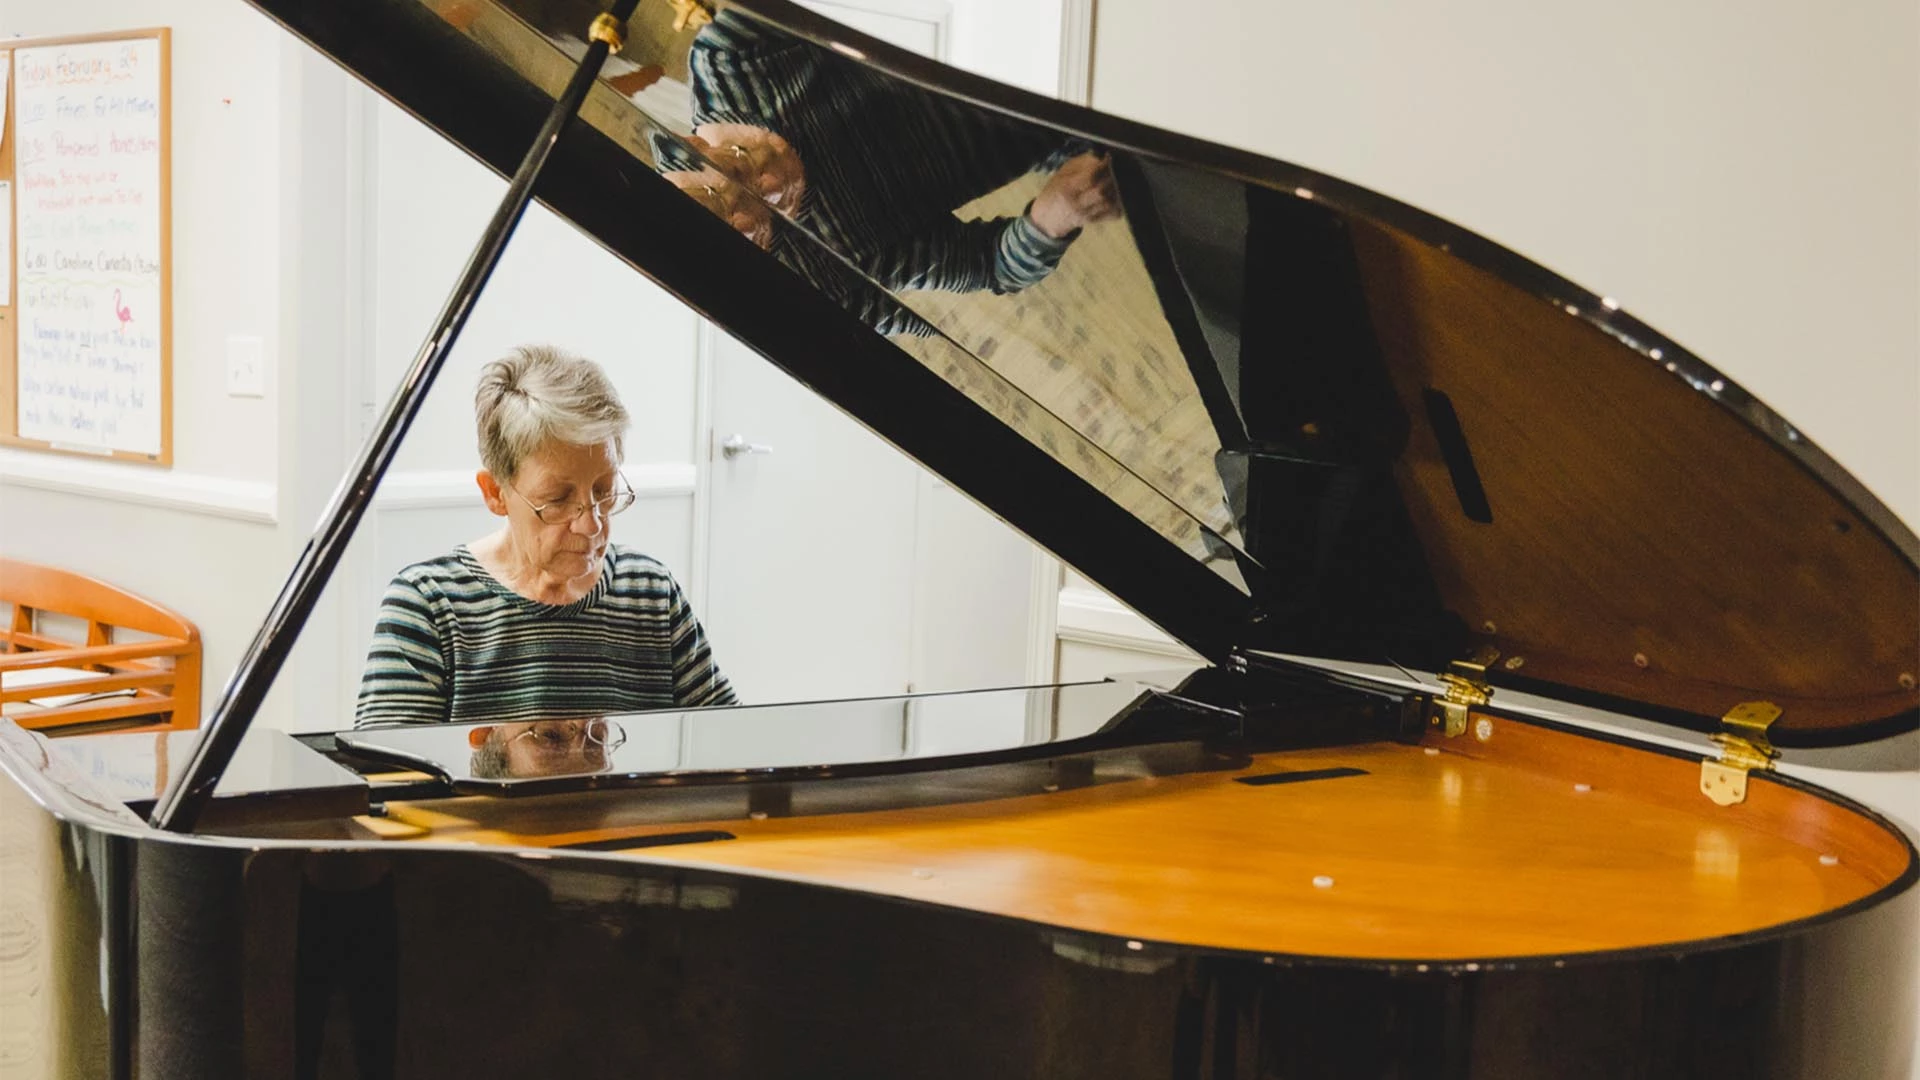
left=1028, top=152, right=1120, bottom=239
left=664, top=168, right=775, bottom=249
left=691, top=123, right=807, bottom=214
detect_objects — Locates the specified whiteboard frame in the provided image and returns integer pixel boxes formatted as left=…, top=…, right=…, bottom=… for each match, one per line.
left=0, top=27, right=173, bottom=467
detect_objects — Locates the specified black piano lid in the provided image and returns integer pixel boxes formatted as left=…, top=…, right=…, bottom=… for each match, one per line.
left=243, top=0, right=1918, bottom=749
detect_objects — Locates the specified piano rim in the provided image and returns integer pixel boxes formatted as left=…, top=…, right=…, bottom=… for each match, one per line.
left=5, top=706, right=1914, bottom=972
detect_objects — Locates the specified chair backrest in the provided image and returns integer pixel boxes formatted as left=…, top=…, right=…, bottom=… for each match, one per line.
left=0, top=557, right=202, bottom=735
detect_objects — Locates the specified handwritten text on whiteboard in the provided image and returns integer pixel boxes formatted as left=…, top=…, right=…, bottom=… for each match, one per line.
left=14, top=38, right=165, bottom=456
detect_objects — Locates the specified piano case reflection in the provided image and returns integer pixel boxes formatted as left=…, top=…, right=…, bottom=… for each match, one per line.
left=1, top=0, right=1915, bottom=1077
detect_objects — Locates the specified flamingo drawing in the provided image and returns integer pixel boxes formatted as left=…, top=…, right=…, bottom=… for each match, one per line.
left=112, top=289, right=133, bottom=331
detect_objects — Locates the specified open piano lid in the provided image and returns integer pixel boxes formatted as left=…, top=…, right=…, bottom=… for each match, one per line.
left=249, top=0, right=1917, bottom=750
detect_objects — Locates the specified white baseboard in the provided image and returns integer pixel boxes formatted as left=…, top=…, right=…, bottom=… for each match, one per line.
left=0, top=451, right=278, bottom=524
left=372, top=462, right=697, bottom=509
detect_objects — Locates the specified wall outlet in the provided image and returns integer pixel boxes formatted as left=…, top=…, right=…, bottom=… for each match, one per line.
left=227, top=335, right=266, bottom=398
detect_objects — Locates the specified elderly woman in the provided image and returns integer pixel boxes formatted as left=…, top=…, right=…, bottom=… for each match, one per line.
left=355, top=345, right=735, bottom=726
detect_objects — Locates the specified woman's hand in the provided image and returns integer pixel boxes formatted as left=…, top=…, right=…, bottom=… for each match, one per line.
left=691, top=122, right=808, bottom=214
left=1028, top=152, right=1120, bottom=239
left=663, top=166, right=776, bottom=249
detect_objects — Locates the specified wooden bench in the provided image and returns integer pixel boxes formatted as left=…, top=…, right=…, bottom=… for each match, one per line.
left=0, top=557, right=201, bottom=735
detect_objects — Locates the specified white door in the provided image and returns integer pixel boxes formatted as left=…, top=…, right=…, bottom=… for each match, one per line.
left=703, top=331, right=923, bottom=703
left=699, top=0, right=1036, bottom=705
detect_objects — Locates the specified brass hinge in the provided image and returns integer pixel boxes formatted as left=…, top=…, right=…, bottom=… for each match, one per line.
left=1700, top=701, right=1781, bottom=806
left=1427, top=653, right=1495, bottom=738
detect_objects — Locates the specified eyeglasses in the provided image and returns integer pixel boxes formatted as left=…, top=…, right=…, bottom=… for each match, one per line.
left=509, top=719, right=627, bottom=755
left=507, top=473, right=637, bottom=526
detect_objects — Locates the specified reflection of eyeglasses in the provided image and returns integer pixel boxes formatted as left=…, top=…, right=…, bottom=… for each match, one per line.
left=506, top=474, right=637, bottom=527
left=509, top=719, right=627, bottom=754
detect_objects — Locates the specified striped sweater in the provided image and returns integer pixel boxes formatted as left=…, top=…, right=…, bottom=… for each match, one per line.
left=675, top=10, right=1086, bottom=335
left=354, top=545, right=736, bottom=727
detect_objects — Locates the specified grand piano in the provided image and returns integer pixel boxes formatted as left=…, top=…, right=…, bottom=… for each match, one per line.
left=2, top=0, right=1915, bottom=1076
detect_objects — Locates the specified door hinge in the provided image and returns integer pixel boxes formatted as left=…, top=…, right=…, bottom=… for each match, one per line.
left=1426, top=651, right=1495, bottom=738
left=1700, top=701, right=1781, bottom=806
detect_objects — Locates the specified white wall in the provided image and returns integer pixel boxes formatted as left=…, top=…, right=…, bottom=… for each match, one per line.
left=2, top=2, right=284, bottom=490
left=1090, top=0, right=1919, bottom=531
left=0, top=2, right=313, bottom=729
left=804, top=0, right=1064, bottom=95
left=946, top=0, right=1062, bottom=97
left=366, top=111, right=701, bottom=481
left=0, top=0, right=711, bottom=733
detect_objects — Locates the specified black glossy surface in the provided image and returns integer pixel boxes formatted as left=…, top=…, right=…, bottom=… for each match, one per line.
left=236, top=0, right=1917, bottom=745
left=44, top=727, right=368, bottom=824
left=1235, top=766, right=1369, bottom=787
left=5, top=690, right=1918, bottom=1079
left=9, top=793, right=1912, bottom=1080
left=338, top=680, right=1186, bottom=794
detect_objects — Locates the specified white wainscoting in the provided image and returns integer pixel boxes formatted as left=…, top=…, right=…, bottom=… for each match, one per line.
left=0, top=451, right=278, bottom=525
left=1054, top=578, right=1203, bottom=684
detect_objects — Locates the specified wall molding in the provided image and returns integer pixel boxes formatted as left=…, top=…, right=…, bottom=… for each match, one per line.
left=371, top=462, right=697, bottom=510
left=1026, top=552, right=1062, bottom=683
left=687, top=318, right=718, bottom=613
left=0, top=451, right=278, bottom=524
left=803, top=0, right=954, bottom=59
left=1055, top=584, right=1196, bottom=658
left=1058, top=0, right=1096, bottom=104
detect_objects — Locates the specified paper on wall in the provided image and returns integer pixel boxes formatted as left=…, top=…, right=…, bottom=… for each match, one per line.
left=11, top=37, right=166, bottom=455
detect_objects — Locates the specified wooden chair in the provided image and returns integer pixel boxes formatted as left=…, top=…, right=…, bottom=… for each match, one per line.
left=0, top=557, right=201, bottom=735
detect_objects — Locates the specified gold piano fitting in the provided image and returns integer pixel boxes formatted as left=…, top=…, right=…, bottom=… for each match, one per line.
left=1701, top=701, right=1782, bottom=806
left=587, top=12, right=627, bottom=50
left=1428, top=651, right=1496, bottom=739
left=665, top=0, right=713, bottom=32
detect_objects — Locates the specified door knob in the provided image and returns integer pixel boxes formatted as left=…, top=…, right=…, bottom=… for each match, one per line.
left=720, top=433, right=774, bottom=459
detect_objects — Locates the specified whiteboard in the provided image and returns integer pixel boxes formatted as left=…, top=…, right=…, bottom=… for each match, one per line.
left=8, top=32, right=170, bottom=460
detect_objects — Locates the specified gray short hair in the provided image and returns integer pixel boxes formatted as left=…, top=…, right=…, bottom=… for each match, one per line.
left=470, top=735, right=509, bottom=780
left=474, top=345, right=630, bottom=480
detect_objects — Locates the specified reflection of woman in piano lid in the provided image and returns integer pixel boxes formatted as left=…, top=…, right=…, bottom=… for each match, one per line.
left=468, top=717, right=625, bottom=779
left=354, top=345, right=736, bottom=727
left=653, top=10, right=1120, bottom=336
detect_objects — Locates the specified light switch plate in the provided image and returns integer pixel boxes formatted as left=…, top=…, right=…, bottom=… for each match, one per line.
left=226, top=335, right=266, bottom=398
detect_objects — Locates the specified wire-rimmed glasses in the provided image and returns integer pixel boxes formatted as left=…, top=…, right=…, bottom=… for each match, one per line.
left=508, top=473, right=637, bottom=527
left=509, top=718, right=627, bottom=756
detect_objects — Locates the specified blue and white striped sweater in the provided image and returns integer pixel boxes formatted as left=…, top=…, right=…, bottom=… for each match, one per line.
left=680, top=10, right=1085, bottom=334
left=355, top=545, right=735, bottom=727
